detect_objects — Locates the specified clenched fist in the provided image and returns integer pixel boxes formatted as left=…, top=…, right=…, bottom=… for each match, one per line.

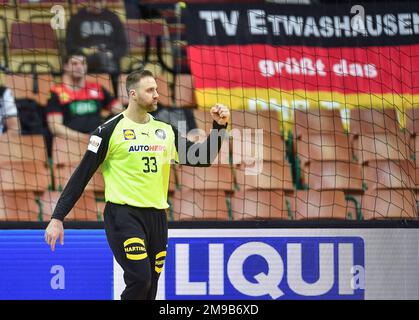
left=210, top=104, right=230, bottom=126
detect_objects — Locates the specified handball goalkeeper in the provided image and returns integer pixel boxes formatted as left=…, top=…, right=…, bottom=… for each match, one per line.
left=44, top=69, right=230, bottom=300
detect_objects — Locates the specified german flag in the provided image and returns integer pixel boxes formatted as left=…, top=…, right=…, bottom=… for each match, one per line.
left=184, top=2, right=419, bottom=130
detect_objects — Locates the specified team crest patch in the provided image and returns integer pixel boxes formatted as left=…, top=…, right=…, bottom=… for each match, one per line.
left=155, top=129, right=166, bottom=140
left=123, top=129, right=136, bottom=140
left=88, top=135, right=102, bottom=153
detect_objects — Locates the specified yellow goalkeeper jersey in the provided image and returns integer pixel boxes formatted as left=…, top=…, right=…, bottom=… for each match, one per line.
left=51, top=111, right=227, bottom=221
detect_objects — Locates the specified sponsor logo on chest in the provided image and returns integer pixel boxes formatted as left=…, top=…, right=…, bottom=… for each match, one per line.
left=123, top=128, right=167, bottom=152
left=69, top=100, right=97, bottom=115
left=88, top=135, right=102, bottom=153
left=123, top=129, right=136, bottom=140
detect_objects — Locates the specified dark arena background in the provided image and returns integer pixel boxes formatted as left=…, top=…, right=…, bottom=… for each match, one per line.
left=0, top=0, right=419, bottom=303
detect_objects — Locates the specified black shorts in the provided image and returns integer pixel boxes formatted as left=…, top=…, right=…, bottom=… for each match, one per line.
left=103, top=202, right=168, bottom=300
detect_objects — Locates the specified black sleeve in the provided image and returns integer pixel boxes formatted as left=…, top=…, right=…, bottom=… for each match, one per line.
left=51, top=126, right=111, bottom=221
left=45, top=92, right=63, bottom=115
left=101, top=86, right=116, bottom=110
left=172, top=120, right=228, bottom=167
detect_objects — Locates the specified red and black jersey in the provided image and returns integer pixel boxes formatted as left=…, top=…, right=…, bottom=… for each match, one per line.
left=46, top=81, right=119, bottom=134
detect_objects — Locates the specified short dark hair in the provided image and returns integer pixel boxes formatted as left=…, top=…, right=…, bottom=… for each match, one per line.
left=126, top=69, right=154, bottom=95
left=62, top=50, right=86, bottom=65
